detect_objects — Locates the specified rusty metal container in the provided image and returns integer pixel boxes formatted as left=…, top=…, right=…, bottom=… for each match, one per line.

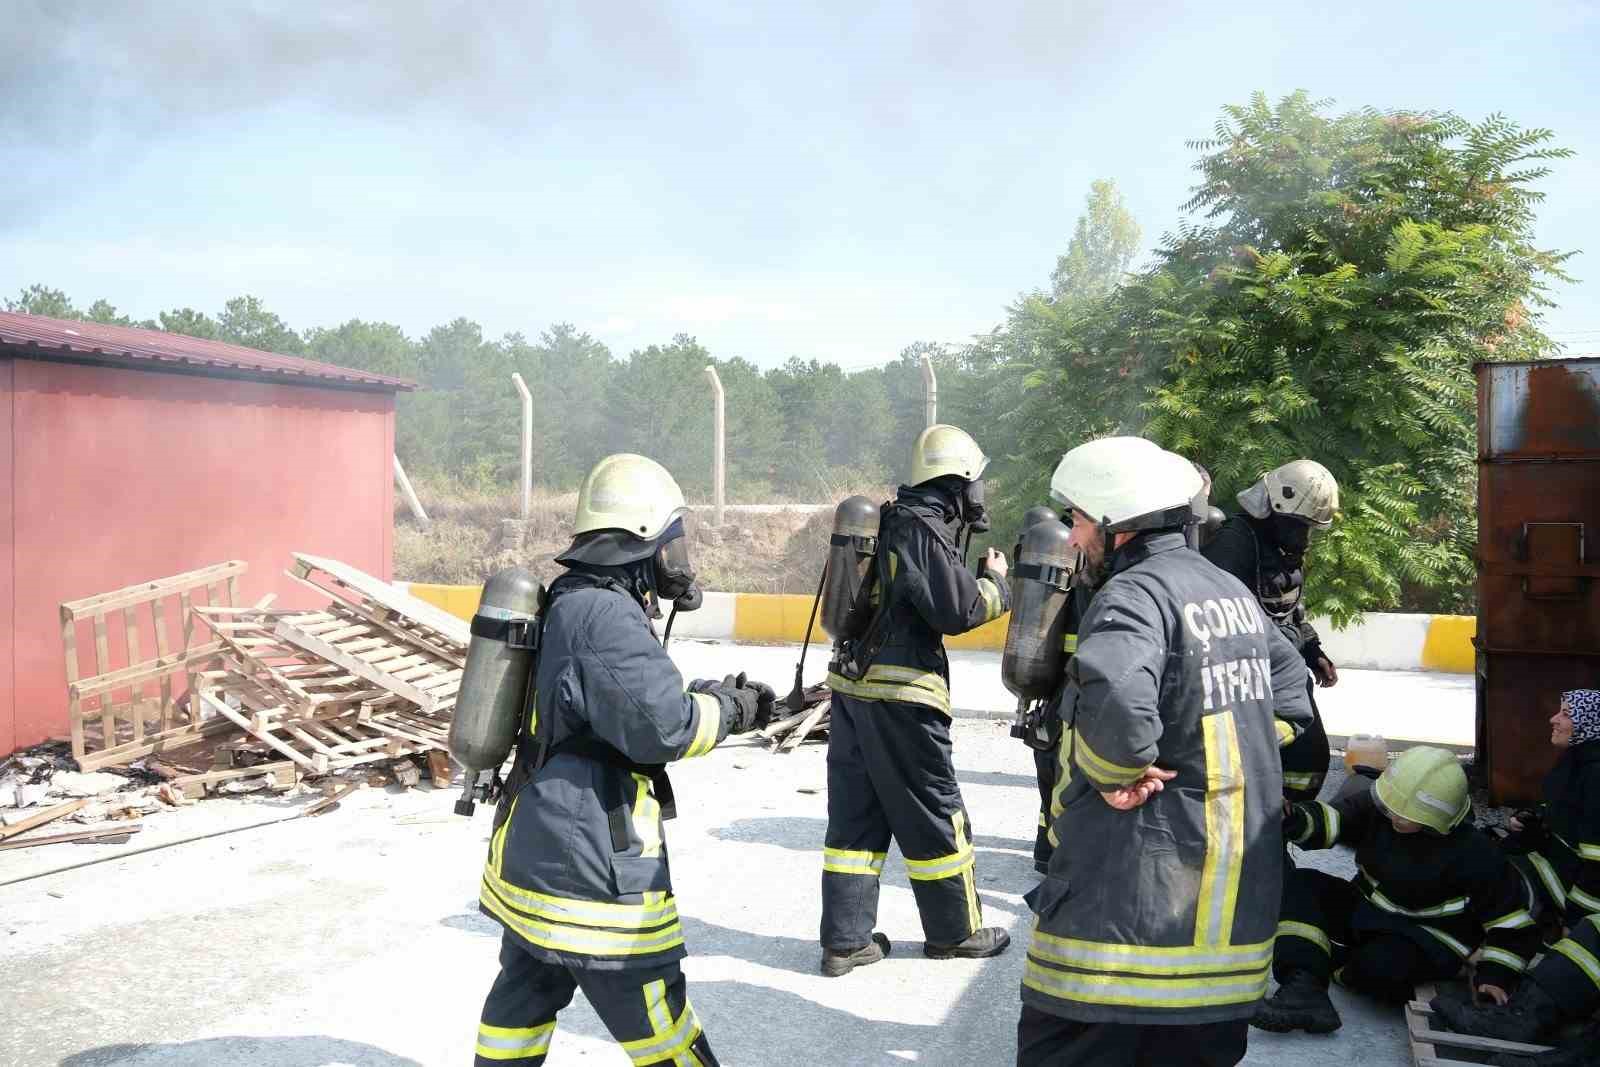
left=1476, top=356, right=1600, bottom=803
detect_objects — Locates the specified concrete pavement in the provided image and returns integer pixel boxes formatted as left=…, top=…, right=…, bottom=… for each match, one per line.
left=0, top=641, right=1447, bottom=1066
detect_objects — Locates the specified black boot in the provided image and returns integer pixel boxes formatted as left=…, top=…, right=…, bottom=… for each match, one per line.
left=1492, top=1027, right=1600, bottom=1067
left=821, top=932, right=891, bottom=977
left=1251, top=972, right=1342, bottom=1034
left=924, top=926, right=1011, bottom=959
left=1431, top=980, right=1566, bottom=1045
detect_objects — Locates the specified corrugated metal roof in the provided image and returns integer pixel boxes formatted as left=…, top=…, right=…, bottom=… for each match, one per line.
left=0, top=311, right=415, bottom=391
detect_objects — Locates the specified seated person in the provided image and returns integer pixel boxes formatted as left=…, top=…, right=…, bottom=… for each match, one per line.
left=1430, top=690, right=1600, bottom=1055
left=1253, top=746, right=1539, bottom=1034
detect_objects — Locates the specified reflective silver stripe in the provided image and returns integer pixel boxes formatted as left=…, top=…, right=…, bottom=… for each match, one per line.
left=1196, top=712, right=1244, bottom=946
left=978, top=578, right=1005, bottom=622
left=1485, top=908, right=1536, bottom=931
left=1420, top=925, right=1473, bottom=959
left=481, top=884, right=685, bottom=956
left=1023, top=958, right=1268, bottom=1008
left=1580, top=842, right=1600, bottom=861
left=1571, top=886, right=1600, bottom=914
left=822, top=848, right=886, bottom=876
left=1276, top=921, right=1331, bottom=955
left=483, top=868, right=678, bottom=928
left=904, top=846, right=975, bottom=881
left=683, top=693, right=721, bottom=758
left=1478, top=947, right=1527, bottom=973
left=621, top=978, right=702, bottom=1064
left=1529, top=852, right=1568, bottom=909
left=1320, top=803, right=1341, bottom=847
left=1551, top=932, right=1600, bottom=992
left=476, top=1021, right=555, bottom=1060
left=1029, top=934, right=1272, bottom=976
left=1359, top=870, right=1468, bottom=918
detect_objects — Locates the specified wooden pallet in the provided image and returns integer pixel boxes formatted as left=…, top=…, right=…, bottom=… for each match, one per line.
left=288, top=553, right=469, bottom=659
left=1407, top=982, right=1555, bottom=1065
left=61, top=561, right=247, bottom=770
left=192, top=606, right=390, bottom=715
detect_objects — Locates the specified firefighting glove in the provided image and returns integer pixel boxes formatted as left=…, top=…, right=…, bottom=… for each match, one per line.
left=713, top=674, right=763, bottom=735
left=733, top=672, right=777, bottom=730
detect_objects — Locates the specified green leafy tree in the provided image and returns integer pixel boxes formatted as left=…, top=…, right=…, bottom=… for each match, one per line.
left=5, top=284, right=80, bottom=319
left=304, top=319, right=420, bottom=379
left=1134, top=92, right=1572, bottom=620
left=157, top=307, right=221, bottom=339
left=1050, top=179, right=1142, bottom=304
left=216, top=295, right=305, bottom=354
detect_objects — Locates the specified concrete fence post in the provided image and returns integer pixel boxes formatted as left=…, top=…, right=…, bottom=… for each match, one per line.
left=921, top=354, right=938, bottom=428
left=511, top=372, right=532, bottom=521
left=704, top=366, right=725, bottom=527
left=393, top=456, right=430, bottom=527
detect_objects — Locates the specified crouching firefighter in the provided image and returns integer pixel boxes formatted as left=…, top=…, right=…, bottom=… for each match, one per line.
left=820, top=424, right=1013, bottom=976
left=467, top=454, right=773, bottom=1067
left=1018, top=437, right=1313, bottom=1067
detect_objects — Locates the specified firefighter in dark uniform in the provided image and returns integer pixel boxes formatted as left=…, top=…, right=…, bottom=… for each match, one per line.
left=1018, top=437, right=1314, bottom=1067
left=1254, top=746, right=1541, bottom=1035
left=1430, top=689, right=1600, bottom=1058
left=1201, top=459, right=1339, bottom=803
left=821, top=424, right=1014, bottom=975
left=473, top=454, right=772, bottom=1067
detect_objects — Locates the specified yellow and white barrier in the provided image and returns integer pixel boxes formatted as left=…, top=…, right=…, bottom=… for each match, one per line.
left=395, top=583, right=1474, bottom=675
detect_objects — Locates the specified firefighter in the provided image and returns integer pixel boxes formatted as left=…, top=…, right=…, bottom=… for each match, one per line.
left=1202, top=459, right=1339, bottom=803
left=820, top=424, right=1013, bottom=976
left=1018, top=437, right=1314, bottom=1067
left=473, top=454, right=772, bottom=1067
left=1253, top=746, right=1541, bottom=1035
left=1428, top=690, right=1600, bottom=1054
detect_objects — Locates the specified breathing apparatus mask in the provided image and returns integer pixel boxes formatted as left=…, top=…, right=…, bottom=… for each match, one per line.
left=1267, top=514, right=1313, bottom=568
left=650, top=530, right=697, bottom=605
left=961, top=477, right=990, bottom=534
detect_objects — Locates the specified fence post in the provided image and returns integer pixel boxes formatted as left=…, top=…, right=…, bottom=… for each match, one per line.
left=920, top=354, right=938, bottom=428
left=393, top=456, right=430, bottom=527
left=704, top=366, right=725, bottom=527
left=511, top=373, right=532, bottom=521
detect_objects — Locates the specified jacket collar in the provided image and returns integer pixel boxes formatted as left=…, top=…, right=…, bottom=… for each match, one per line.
left=1109, top=530, right=1189, bottom=577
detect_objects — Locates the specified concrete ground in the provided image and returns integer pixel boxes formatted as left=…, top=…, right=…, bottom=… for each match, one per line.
left=0, top=642, right=1450, bottom=1067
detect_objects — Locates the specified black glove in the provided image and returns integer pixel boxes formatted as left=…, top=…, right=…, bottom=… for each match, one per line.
left=734, top=672, right=777, bottom=730
left=1301, top=638, right=1326, bottom=671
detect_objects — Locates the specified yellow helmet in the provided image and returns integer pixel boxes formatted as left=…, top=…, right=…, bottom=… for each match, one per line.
left=1373, top=746, right=1470, bottom=834
left=911, top=424, right=989, bottom=486
left=572, top=453, right=688, bottom=540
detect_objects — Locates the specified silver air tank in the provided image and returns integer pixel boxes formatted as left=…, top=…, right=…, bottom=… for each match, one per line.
left=1001, top=518, right=1076, bottom=702
left=450, top=566, right=544, bottom=816
left=820, top=495, right=881, bottom=640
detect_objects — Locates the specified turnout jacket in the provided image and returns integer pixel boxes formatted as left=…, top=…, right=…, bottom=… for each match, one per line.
left=1024, top=532, right=1314, bottom=1025
left=479, top=572, right=741, bottom=971
left=1524, top=740, right=1600, bottom=923
left=1202, top=515, right=1322, bottom=666
left=826, top=484, right=1009, bottom=716
left=1287, top=789, right=1541, bottom=989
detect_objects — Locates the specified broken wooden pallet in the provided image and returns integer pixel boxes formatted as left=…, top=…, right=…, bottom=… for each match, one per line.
left=61, top=561, right=246, bottom=771
left=192, top=606, right=394, bottom=715
left=761, top=687, right=831, bottom=752
left=1408, top=982, right=1555, bottom=1065
left=288, top=552, right=469, bottom=659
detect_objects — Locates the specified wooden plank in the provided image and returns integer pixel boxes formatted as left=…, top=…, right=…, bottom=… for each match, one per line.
left=74, top=717, right=235, bottom=772
left=198, top=690, right=321, bottom=772
left=291, top=552, right=470, bottom=646
left=0, top=824, right=143, bottom=851
left=273, top=617, right=444, bottom=712
left=123, top=605, right=144, bottom=741
left=227, top=574, right=240, bottom=609
left=60, top=561, right=246, bottom=618
left=152, top=595, right=175, bottom=732
left=63, top=607, right=84, bottom=760
left=69, top=644, right=227, bottom=700
left=180, top=591, right=195, bottom=654
left=0, top=798, right=90, bottom=841
left=780, top=700, right=830, bottom=753
left=92, top=612, right=115, bottom=748
left=361, top=717, right=448, bottom=751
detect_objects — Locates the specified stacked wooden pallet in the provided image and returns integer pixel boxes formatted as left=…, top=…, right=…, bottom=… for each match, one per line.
left=60, top=555, right=470, bottom=797
left=1407, top=982, right=1556, bottom=1066
left=759, top=685, right=832, bottom=752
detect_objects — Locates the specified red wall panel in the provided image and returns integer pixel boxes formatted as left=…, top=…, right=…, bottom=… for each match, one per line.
left=1, top=359, right=14, bottom=755
left=8, top=359, right=397, bottom=751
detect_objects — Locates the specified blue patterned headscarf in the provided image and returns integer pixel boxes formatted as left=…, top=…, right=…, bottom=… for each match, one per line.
left=1565, top=689, right=1600, bottom=746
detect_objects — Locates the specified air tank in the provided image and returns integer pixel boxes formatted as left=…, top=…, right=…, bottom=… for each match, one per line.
left=1014, top=506, right=1057, bottom=559
left=450, top=566, right=545, bottom=815
left=1001, top=518, right=1076, bottom=702
left=820, top=495, right=881, bottom=640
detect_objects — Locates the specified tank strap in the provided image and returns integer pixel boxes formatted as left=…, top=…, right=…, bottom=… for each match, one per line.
left=547, top=735, right=677, bottom=821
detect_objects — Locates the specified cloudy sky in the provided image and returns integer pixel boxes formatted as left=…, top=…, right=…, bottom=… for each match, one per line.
left=4, top=0, right=1597, bottom=367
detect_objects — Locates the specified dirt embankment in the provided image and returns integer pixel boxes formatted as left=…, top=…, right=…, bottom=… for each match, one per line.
left=394, top=484, right=886, bottom=593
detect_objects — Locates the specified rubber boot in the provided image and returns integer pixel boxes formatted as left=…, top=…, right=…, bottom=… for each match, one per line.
left=1431, top=980, right=1566, bottom=1045
left=924, top=927, right=1010, bottom=960
left=1251, top=971, right=1343, bottom=1034
left=820, top=932, right=891, bottom=977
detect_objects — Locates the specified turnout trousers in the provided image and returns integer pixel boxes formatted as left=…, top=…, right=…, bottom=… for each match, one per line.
left=1273, top=868, right=1460, bottom=1004
left=1529, top=914, right=1600, bottom=1020
left=1280, top=678, right=1330, bottom=803
left=1033, top=746, right=1057, bottom=872
left=820, top=692, right=983, bottom=950
left=1016, top=1006, right=1248, bottom=1067
left=475, top=932, right=718, bottom=1066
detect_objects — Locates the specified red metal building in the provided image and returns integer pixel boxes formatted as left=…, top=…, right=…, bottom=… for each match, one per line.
left=0, top=312, right=413, bottom=755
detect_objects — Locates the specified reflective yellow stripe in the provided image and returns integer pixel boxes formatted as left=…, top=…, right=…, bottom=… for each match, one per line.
left=632, top=773, right=663, bottom=858
left=955, top=810, right=981, bottom=931
left=1276, top=920, right=1331, bottom=955
left=1038, top=811, right=1047, bottom=828
left=1570, top=886, right=1600, bottom=914
left=1062, top=633, right=1078, bottom=654
left=489, top=794, right=519, bottom=876
left=476, top=1021, right=556, bottom=1061
left=682, top=693, right=721, bottom=758
left=1046, top=728, right=1073, bottom=850
left=1318, top=803, right=1341, bottom=847
left=621, top=978, right=703, bottom=1065
left=1023, top=957, right=1268, bottom=1008
left=1358, top=869, right=1467, bottom=918
left=977, top=577, right=1005, bottom=622
left=481, top=865, right=678, bottom=929
left=1551, top=930, right=1600, bottom=992
left=1580, top=842, right=1600, bottom=861
left=1420, top=925, right=1473, bottom=959
left=1478, top=947, right=1528, bottom=973
left=826, top=665, right=952, bottom=716
left=1072, top=731, right=1149, bottom=788
left=1029, top=931, right=1272, bottom=975
left=1529, top=852, right=1568, bottom=909
left=822, top=847, right=886, bottom=876
left=904, top=830, right=976, bottom=881
left=1275, top=720, right=1296, bottom=748
left=1196, top=711, right=1244, bottom=946
left=481, top=881, right=685, bottom=957
left=1484, top=908, right=1536, bottom=931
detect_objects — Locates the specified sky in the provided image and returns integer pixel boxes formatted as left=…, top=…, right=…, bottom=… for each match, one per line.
left=4, top=0, right=1598, bottom=369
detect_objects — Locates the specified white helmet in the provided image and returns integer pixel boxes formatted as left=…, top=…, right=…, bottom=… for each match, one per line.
left=572, top=453, right=688, bottom=540
left=1237, top=459, right=1339, bottom=526
left=911, top=424, right=989, bottom=486
left=1050, top=436, right=1204, bottom=533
